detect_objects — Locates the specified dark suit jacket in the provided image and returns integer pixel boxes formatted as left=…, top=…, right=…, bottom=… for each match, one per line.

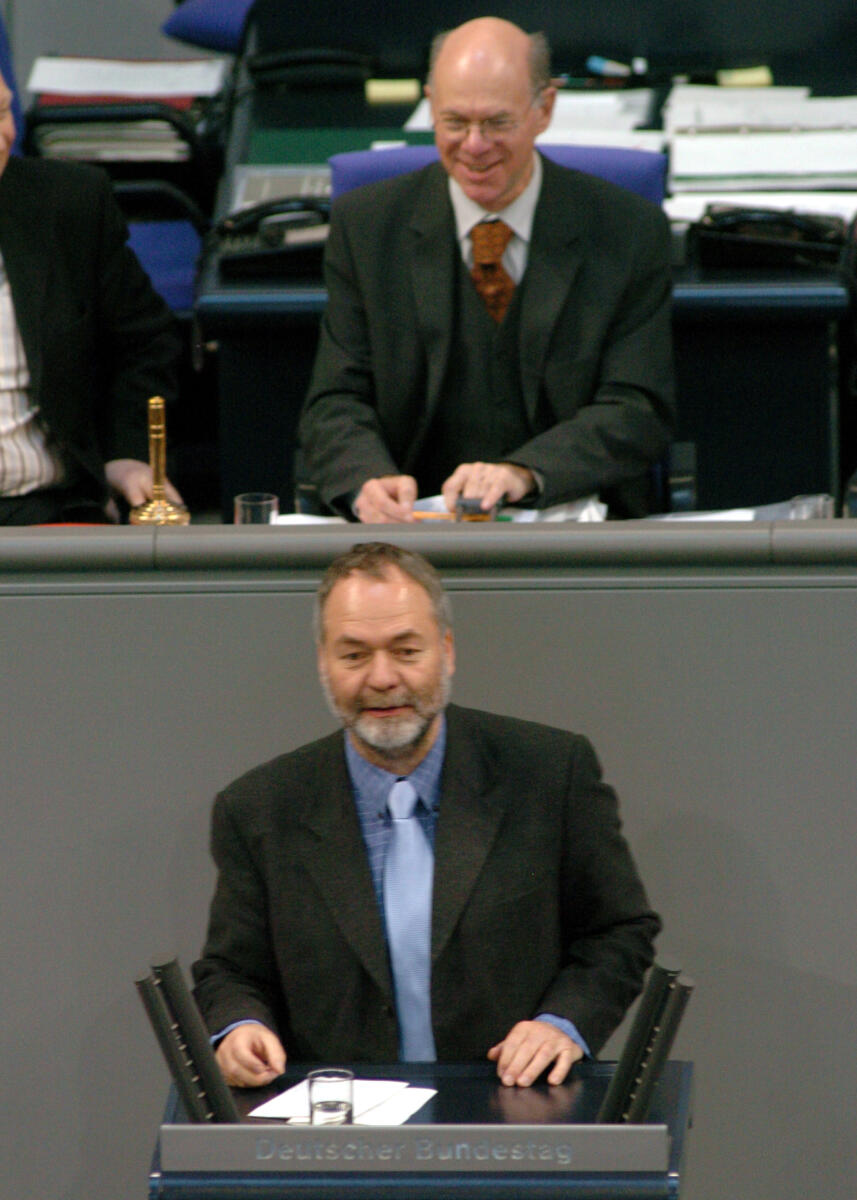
left=299, top=155, right=675, bottom=516
left=193, top=704, right=660, bottom=1062
left=0, top=157, right=179, bottom=504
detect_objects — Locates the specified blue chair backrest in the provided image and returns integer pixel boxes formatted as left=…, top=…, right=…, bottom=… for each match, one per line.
left=330, top=143, right=667, bottom=204
left=127, top=220, right=202, bottom=315
left=162, top=0, right=256, bottom=53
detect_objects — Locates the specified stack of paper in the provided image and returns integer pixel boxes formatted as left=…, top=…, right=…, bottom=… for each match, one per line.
left=662, top=84, right=811, bottom=134
left=26, top=57, right=228, bottom=163
left=670, top=128, right=857, bottom=191
left=665, top=83, right=857, bottom=192
left=31, top=120, right=191, bottom=162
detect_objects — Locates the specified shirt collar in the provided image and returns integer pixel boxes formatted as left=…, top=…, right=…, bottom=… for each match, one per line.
left=344, top=715, right=447, bottom=814
left=448, top=151, right=542, bottom=246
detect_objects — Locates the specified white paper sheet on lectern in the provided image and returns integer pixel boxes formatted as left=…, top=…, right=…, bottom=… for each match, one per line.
left=249, top=1078, right=436, bottom=1125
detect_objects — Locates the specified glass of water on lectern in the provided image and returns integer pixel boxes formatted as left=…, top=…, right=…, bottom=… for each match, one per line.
left=308, top=1068, right=354, bottom=1125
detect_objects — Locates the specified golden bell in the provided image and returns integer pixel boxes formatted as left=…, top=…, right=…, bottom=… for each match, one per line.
left=129, top=396, right=190, bottom=526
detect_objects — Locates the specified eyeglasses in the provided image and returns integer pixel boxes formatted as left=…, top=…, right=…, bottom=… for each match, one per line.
left=435, top=114, right=523, bottom=141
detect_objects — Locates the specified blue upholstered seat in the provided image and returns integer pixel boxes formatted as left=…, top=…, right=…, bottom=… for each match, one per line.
left=329, top=143, right=667, bottom=204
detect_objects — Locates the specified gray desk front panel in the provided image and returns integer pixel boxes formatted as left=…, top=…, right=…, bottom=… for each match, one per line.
left=3, top=527, right=855, bottom=1200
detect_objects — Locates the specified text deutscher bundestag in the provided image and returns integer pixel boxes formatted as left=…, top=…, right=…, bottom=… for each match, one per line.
left=256, top=1135, right=575, bottom=1168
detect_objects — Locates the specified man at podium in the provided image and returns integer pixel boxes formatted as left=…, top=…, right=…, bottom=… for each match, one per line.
left=193, top=542, right=659, bottom=1088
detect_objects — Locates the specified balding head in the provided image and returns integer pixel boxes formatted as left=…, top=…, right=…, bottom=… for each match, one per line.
left=428, top=18, right=551, bottom=98
left=425, top=18, right=555, bottom=211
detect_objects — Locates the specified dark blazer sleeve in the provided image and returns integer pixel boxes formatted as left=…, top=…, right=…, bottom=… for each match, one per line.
left=0, top=158, right=180, bottom=494
left=504, top=167, right=675, bottom=512
left=192, top=787, right=287, bottom=1039
left=297, top=178, right=417, bottom=510
left=192, top=739, right=402, bottom=1063
left=431, top=707, right=660, bottom=1059
left=537, top=733, right=661, bottom=1051
left=83, top=164, right=180, bottom=465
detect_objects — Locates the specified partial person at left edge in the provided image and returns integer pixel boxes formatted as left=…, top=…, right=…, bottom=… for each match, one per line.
left=0, top=71, right=183, bottom=525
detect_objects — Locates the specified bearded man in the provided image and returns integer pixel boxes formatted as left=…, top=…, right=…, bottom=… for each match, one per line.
left=193, top=542, right=659, bottom=1088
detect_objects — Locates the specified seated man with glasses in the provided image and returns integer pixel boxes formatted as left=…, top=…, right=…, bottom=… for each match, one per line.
left=299, top=16, right=674, bottom=522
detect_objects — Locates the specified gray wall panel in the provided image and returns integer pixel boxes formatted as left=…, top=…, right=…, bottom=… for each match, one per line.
left=8, top=1, right=196, bottom=97
left=3, top=555, right=857, bottom=1200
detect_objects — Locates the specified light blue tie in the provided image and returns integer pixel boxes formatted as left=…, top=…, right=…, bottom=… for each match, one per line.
left=383, top=778, right=436, bottom=1060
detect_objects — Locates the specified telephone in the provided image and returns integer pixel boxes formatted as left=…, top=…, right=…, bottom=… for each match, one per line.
left=689, top=202, right=848, bottom=270
left=212, top=197, right=331, bottom=280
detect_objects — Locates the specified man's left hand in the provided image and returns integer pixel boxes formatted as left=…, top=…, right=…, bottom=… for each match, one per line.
left=441, top=462, right=534, bottom=514
left=487, top=1019, right=584, bottom=1087
left=105, top=458, right=184, bottom=508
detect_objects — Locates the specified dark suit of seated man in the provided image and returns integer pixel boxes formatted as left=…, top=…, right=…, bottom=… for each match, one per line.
left=0, top=73, right=182, bottom=524
left=298, top=17, right=674, bottom=523
left=193, top=541, right=660, bottom=1089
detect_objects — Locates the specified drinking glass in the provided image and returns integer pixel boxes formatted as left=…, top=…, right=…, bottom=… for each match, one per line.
left=308, top=1068, right=354, bottom=1125
left=234, top=492, right=279, bottom=523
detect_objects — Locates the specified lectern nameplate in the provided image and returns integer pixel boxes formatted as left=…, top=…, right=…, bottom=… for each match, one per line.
left=160, top=1122, right=669, bottom=1174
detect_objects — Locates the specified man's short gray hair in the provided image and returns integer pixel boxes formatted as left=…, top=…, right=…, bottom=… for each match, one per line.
left=427, top=28, right=552, bottom=100
left=314, top=542, right=453, bottom=642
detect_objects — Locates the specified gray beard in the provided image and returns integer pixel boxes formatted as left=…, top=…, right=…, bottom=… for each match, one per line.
left=319, top=668, right=452, bottom=762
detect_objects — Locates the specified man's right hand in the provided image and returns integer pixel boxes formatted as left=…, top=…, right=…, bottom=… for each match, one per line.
left=215, top=1022, right=286, bottom=1088
left=354, top=475, right=418, bottom=523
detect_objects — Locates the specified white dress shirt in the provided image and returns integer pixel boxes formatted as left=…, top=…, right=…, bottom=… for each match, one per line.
left=0, top=249, right=64, bottom=496
left=447, top=151, right=543, bottom=284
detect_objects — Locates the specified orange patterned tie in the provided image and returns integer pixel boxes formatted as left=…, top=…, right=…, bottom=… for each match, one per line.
left=470, top=220, right=515, bottom=322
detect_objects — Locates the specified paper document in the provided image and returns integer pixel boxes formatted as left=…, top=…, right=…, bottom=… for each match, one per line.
left=668, top=93, right=857, bottom=133
left=249, top=1078, right=436, bottom=1125
left=274, top=497, right=608, bottom=525
left=670, top=129, right=857, bottom=191
left=412, top=495, right=607, bottom=522
left=536, top=128, right=665, bottom=152
left=663, top=83, right=811, bottom=133
left=649, top=508, right=756, bottom=521
left=31, top=121, right=191, bottom=162
left=546, top=89, right=656, bottom=131
left=27, top=56, right=228, bottom=98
